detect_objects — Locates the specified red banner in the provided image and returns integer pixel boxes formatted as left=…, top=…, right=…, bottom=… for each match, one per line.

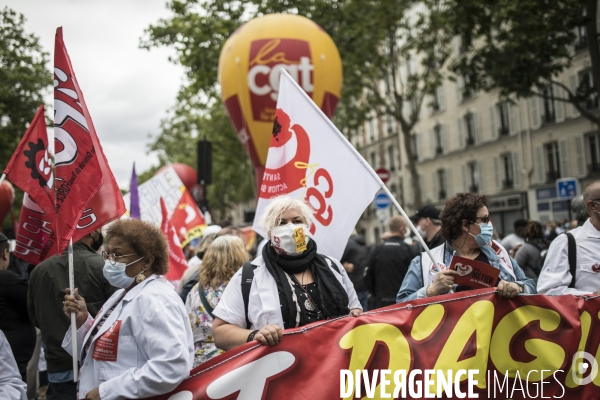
left=170, top=188, right=206, bottom=248
left=13, top=193, right=55, bottom=264
left=152, top=290, right=600, bottom=400
left=160, top=197, right=188, bottom=282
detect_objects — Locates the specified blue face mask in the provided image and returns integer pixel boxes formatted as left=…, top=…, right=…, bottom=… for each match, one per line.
left=103, top=257, right=143, bottom=289
left=469, top=222, right=494, bottom=248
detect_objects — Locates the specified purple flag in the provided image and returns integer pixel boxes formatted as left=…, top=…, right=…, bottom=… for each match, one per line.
left=129, top=163, right=140, bottom=219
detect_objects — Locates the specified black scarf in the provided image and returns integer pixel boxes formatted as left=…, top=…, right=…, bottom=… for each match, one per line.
left=262, top=239, right=350, bottom=328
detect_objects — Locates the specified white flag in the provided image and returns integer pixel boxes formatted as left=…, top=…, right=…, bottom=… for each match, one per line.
left=253, top=70, right=383, bottom=259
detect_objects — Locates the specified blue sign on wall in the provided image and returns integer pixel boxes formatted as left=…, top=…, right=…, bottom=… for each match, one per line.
left=556, top=178, right=578, bottom=200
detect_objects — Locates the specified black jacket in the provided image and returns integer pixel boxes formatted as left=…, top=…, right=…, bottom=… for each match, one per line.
left=27, top=242, right=117, bottom=373
left=364, top=236, right=417, bottom=309
left=340, top=235, right=368, bottom=293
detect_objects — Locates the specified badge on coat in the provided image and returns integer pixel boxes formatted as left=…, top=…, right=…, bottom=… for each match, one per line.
left=92, top=320, right=122, bottom=362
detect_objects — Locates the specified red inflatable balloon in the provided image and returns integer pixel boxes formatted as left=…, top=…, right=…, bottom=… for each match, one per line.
left=0, top=180, right=15, bottom=227
left=156, top=163, right=197, bottom=190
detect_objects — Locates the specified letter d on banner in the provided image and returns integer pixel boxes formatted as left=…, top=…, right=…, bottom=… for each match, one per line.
left=340, top=370, right=353, bottom=397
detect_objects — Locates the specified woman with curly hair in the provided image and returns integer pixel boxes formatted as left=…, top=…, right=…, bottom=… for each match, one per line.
left=396, top=193, right=536, bottom=303
left=61, top=219, right=193, bottom=400
left=186, top=236, right=249, bottom=366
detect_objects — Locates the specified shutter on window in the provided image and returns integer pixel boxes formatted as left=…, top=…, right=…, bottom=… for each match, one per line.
left=530, top=97, right=541, bottom=129
left=554, top=84, right=565, bottom=122
left=474, top=112, right=482, bottom=144
left=432, top=171, right=439, bottom=202
left=478, top=161, right=485, bottom=193
left=509, top=103, right=520, bottom=135
left=494, top=157, right=501, bottom=190
left=462, top=164, right=468, bottom=192
left=441, top=124, right=449, bottom=154
left=574, top=135, right=586, bottom=177
left=569, top=74, right=580, bottom=117
left=438, top=84, right=446, bottom=110
left=458, top=118, right=465, bottom=149
left=513, top=151, right=522, bottom=188
left=429, top=129, right=436, bottom=159
left=456, top=76, right=463, bottom=103
left=445, top=167, right=453, bottom=197
left=535, top=146, right=545, bottom=183
left=559, top=139, right=570, bottom=177
left=490, top=105, right=498, bottom=140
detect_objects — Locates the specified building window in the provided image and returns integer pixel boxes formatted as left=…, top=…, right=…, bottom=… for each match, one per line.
left=498, top=102, right=510, bottom=136
left=575, top=6, right=588, bottom=52
left=542, top=86, right=556, bottom=124
left=433, top=86, right=442, bottom=112
left=501, top=153, right=514, bottom=189
left=434, top=124, right=443, bottom=155
left=371, top=152, right=377, bottom=168
left=464, top=113, right=475, bottom=146
left=468, top=162, right=480, bottom=193
left=369, top=118, right=376, bottom=141
left=387, top=115, right=394, bottom=134
left=578, top=69, right=599, bottom=110
left=388, top=145, right=396, bottom=171
left=589, top=133, right=600, bottom=174
left=462, top=74, right=474, bottom=100
left=437, top=169, right=447, bottom=200
left=411, top=134, right=418, bottom=161
left=545, top=142, right=560, bottom=182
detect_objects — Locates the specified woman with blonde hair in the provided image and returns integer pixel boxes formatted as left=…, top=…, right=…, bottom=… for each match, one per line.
left=185, top=235, right=249, bottom=366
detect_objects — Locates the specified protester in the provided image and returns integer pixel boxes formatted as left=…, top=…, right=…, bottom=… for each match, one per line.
left=364, top=216, right=417, bottom=308
left=27, top=229, right=115, bottom=400
left=340, top=231, right=369, bottom=311
left=0, top=233, right=35, bottom=381
left=0, top=330, right=27, bottom=400
left=538, top=181, right=600, bottom=295
left=61, top=219, right=193, bottom=400
left=186, top=236, right=249, bottom=366
left=410, top=205, right=444, bottom=250
left=212, top=196, right=362, bottom=350
left=514, top=221, right=549, bottom=281
left=397, top=193, right=536, bottom=303
left=179, top=232, right=219, bottom=301
left=500, top=218, right=527, bottom=254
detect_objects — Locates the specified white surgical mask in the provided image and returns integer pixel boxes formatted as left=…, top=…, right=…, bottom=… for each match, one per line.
left=416, top=225, right=427, bottom=239
left=103, top=257, right=144, bottom=288
left=270, top=223, right=310, bottom=256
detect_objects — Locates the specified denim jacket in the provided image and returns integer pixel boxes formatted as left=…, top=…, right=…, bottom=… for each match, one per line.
left=396, top=241, right=537, bottom=303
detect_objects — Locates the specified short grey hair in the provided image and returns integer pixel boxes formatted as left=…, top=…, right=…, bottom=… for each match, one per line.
left=258, top=196, right=314, bottom=238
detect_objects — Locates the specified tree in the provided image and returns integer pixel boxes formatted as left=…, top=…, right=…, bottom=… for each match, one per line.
left=0, top=7, right=51, bottom=169
left=146, top=100, right=255, bottom=221
left=0, top=7, right=51, bottom=231
left=444, top=0, right=599, bottom=125
left=142, top=0, right=454, bottom=209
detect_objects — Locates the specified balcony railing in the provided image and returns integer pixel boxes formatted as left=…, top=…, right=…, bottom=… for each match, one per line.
left=546, top=170, right=561, bottom=183
left=469, top=185, right=479, bottom=193
left=435, top=146, right=443, bottom=156
left=438, top=190, right=447, bottom=201
left=543, top=112, right=556, bottom=125
left=466, top=136, right=475, bottom=146
left=575, top=39, right=588, bottom=52
left=498, top=126, right=509, bottom=137
left=502, top=179, right=514, bottom=190
left=589, top=163, right=600, bottom=175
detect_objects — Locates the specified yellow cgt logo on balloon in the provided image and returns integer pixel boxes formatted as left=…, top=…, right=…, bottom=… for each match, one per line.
left=218, top=14, right=343, bottom=191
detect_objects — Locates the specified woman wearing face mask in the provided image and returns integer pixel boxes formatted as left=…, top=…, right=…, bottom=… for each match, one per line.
left=61, top=219, right=194, bottom=400
left=396, top=193, right=536, bottom=303
left=212, top=196, right=362, bottom=350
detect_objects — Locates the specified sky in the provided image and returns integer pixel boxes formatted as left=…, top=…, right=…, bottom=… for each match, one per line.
left=2, top=0, right=186, bottom=189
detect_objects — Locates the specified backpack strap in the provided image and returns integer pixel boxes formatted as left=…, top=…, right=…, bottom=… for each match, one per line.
left=241, top=261, right=258, bottom=329
left=197, top=286, right=215, bottom=319
left=566, top=232, right=577, bottom=288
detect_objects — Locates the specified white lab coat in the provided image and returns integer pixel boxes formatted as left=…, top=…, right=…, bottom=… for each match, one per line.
left=538, top=219, right=600, bottom=295
left=0, top=331, right=27, bottom=400
left=62, top=274, right=194, bottom=400
left=214, top=255, right=361, bottom=330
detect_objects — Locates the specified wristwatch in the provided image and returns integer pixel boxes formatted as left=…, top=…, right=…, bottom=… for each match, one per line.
left=247, top=330, right=259, bottom=342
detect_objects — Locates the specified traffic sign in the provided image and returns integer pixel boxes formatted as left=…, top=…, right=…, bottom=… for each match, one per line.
left=375, top=167, right=391, bottom=184
left=374, top=192, right=391, bottom=209
left=556, top=178, right=578, bottom=200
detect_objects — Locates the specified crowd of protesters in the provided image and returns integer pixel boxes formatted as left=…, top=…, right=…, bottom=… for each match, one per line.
left=1, top=180, right=599, bottom=399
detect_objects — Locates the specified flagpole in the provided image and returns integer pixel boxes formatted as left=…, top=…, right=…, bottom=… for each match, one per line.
left=68, top=238, right=78, bottom=380
left=380, top=185, right=442, bottom=271
left=0, top=173, right=5, bottom=187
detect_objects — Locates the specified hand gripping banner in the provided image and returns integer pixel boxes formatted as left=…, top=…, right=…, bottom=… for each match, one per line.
left=152, top=290, right=600, bottom=400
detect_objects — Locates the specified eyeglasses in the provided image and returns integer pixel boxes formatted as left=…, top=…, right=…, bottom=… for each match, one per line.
left=471, top=215, right=490, bottom=224
left=102, top=251, right=138, bottom=266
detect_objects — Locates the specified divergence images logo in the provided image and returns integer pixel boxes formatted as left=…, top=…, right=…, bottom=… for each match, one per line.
left=247, top=38, right=314, bottom=122
left=571, top=351, right=599, bottom=386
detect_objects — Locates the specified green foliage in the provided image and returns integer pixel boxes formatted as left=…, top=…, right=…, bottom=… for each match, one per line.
left=147, top=100, right=255, bottom=221
left=142, top=0, right=454, bottom=209
left=445, top=0, right=599, bottom=124
left=0, top=7, right=51, bottom=232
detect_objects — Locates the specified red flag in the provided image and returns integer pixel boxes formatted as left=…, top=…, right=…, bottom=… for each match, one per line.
left=13, top=193, right=56, bottom=265
left=3, top=105, right=56, bottom=224
left=170, top=188, right=206, bottom=247
left=160, top=197, right=188, bottom=282
left=53, top=27, right=126, bottom=250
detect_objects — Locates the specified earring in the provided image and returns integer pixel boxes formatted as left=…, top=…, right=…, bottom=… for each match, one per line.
left=135, top=270, right=147, bottom=284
